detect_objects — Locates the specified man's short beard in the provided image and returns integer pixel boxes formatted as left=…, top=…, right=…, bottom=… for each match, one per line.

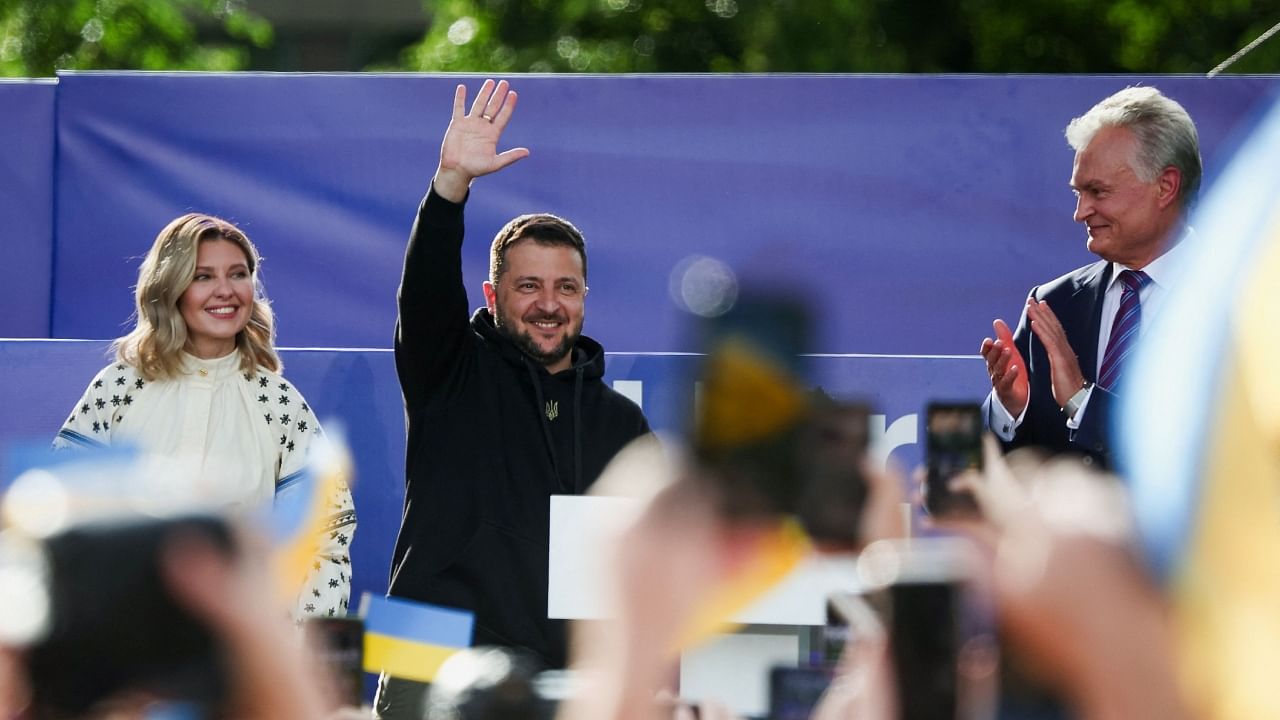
left=494, top=311, right=581, bottom=369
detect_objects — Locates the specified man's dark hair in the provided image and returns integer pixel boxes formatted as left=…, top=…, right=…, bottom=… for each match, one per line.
left=489, top=213, right=587, bottom=284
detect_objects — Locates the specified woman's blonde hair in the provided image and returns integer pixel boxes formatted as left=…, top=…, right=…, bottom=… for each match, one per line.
left=114, top=213, right=281, bottom=380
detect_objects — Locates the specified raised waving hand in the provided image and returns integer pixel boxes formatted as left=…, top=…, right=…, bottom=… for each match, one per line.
left=433, top=79, right=530, bottom=202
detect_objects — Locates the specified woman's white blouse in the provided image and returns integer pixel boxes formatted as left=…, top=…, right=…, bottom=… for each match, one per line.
left=55, top=351, right=356, bottom=621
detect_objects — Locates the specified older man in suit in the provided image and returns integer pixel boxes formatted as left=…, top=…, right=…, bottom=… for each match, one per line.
left=982, top=87, right=1201, bottom=468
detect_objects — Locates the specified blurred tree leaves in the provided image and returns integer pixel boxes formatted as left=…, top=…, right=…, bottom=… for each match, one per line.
left=397, top=0, right=1279, bottom=74
left=1, top=0, right=1275, bottom=76
left=0, top=0, right=272, bottom=76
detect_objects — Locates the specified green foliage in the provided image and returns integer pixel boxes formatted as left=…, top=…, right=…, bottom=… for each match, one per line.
left=2, top=0, right=1275, bottom=76
left=0, top=0, right=272, bottom=77
left=398, top=0, right=1280, bottom=74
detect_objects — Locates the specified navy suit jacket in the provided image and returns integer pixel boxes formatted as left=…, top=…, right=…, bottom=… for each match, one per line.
left=983, top=260, right=1117, bottom=468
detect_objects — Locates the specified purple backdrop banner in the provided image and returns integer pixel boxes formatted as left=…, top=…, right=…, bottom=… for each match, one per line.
left=43, top=74, right=1278, bottom=354
left=1, top=79, right=56, bottom=338
left=5, top=72, right=1280, bottom=605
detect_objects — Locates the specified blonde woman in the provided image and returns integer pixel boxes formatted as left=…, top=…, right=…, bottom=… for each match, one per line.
left=54, top=213, right=356, bottom=621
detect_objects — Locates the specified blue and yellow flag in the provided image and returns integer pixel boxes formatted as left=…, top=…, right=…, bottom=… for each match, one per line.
left=359, top=593, right=475, bottom=683
left=269, top=431, right=351, bottom=604
left=1118, top=91, right=1280, bottom=720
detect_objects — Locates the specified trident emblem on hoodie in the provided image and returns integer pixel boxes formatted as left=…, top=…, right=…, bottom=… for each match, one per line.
left=545, top=400, right=559, bottom=421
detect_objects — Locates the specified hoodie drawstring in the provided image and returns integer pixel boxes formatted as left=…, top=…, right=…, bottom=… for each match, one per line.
left=573, top=366, right=583, bottom=493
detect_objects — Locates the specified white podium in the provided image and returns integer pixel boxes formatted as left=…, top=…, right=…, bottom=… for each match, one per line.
left=548, top=495, right=860, bottom=718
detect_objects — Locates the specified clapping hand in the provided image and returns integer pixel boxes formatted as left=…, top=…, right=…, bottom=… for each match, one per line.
left=1025, top=298, right=1087, bottom=411
left=981, top=318, right=1030, bottom=417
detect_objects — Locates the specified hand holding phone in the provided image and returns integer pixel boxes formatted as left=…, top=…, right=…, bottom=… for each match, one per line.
left=924, top=403, right=983, bottom=518
left=852, top=539, right=997, bottom=720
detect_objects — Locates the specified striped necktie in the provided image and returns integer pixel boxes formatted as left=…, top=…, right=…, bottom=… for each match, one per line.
left=1097, top=269, right=1152, bottom=390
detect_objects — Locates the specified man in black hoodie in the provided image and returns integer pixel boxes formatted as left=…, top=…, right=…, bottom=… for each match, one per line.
left=377, top=79, right=650, bottom=717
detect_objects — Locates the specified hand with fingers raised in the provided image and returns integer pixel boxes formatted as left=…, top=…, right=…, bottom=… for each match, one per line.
left=980, top=317, right=1030, bottom=417
left=433, top=78, right=531, bottom=203
left=1024, top=297, right=1087, bottom=411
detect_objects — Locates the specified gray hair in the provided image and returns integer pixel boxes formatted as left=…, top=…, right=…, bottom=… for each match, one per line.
left=1065, top=86, right=1202, bottom=209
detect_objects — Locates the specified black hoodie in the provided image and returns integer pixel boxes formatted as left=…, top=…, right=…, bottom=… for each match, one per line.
left=391, top=188, right=649, bottom=667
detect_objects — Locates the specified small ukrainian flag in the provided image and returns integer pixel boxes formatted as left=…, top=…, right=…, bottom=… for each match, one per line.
left=359, top=593, right=475, bottom=683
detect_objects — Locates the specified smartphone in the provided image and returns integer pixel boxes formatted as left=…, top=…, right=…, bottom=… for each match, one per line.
left=924, top=402, right=983, bottom=517
left=768, top=665, right=834, bottom=720
left=857, top=539, right=996, bottom=720
left=24, top=515, right=235, bottom=717
left=890, top=579, right=964, bottom=720
left=308, top=614, right=366, bottom=702
left=307, top=617, right=365, bottom=708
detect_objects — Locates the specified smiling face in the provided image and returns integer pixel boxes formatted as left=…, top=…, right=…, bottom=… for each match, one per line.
left=483, top=238, right=587, bottom=374
left=1070, top=125, right=1181, bottom=269
left=177, top=238, right=254, bottom=359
